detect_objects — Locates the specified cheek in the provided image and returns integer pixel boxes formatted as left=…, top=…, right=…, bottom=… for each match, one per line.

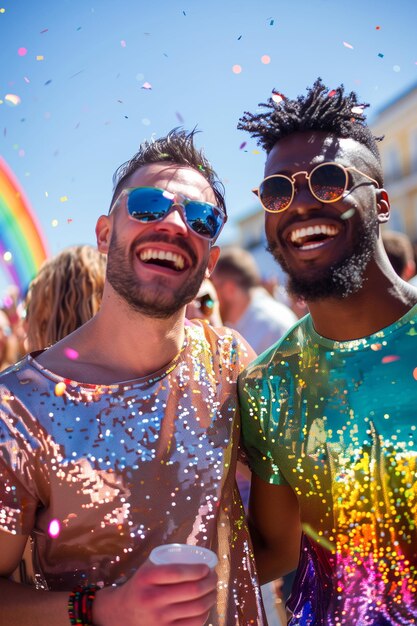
left=264, top=214, right=281, bottom=240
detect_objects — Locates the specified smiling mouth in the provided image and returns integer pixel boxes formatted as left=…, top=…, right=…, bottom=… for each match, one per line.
left=288, top=223, right=341, bottom=250
left=139, top=248, right=187, bottom=271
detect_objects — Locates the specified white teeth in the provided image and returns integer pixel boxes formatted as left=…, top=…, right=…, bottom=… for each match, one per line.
left=290, top=224, right=339, bottom=243
left=139, top=248, right=185, bottom=270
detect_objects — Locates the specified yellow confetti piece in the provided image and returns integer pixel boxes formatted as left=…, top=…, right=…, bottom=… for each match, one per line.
left=36, top=55, right=44, bottom=61
left=5, top=94, right=21, bottom=106
left=0, top=8, right=6, bottom=13
left=252, top=150, right=260, bottom=155
left=54, top=382, right=66, bottom=396
left=60, top=196, right=68, bottom=202
left=51, top=219, right=58, bottom=227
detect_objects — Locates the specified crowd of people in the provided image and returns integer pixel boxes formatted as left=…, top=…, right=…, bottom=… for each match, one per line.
left=1, top=78, right=417, bottom=626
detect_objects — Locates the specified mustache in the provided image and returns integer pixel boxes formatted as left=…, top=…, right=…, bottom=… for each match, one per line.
left=130, top=233, right=198, bottom=265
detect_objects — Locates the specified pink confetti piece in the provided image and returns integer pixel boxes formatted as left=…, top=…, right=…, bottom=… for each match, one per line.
left=382, top=355, right=400, bottom=364
left=120, top=40, right=126, bottom=47
left=48, top=519, right=61, bottom=538
left=328, top=89, right=337, bottom=97
left=261, top=54, right=271, bottom=64
left=18, top=47, right=27, bottom=56
left=232, top=64, right=242, bottom=74
left=141, top=81, right=152, bottom=89
left=343, top=41, right=353, bottom=49
left=64, top=347, right=79, bottom=360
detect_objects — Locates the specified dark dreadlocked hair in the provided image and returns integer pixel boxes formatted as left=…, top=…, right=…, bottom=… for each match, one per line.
left=110, top=127, right=226, bottom=216
left=238, top=78, right=383, bottom=167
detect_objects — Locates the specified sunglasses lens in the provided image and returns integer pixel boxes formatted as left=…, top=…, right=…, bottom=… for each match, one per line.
left=127, top=188, right=171, bottom=221
left=259, top=176, right=293, bottom=212
left=185, top=202, right=223, bottom=239
left=311, top=164, right=346, bottom=202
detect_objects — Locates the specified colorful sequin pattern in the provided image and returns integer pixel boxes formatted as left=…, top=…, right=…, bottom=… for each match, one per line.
left=239, top=307, right=417, bottom=625
left=0, top=322, right=265, bottom=625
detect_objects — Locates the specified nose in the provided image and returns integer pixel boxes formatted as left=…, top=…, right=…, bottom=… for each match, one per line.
left=290, top=173, right=318, bottom=213
left=154, top=204, right=189, bottom=236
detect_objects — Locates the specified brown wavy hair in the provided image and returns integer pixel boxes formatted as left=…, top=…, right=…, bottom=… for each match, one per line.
left=25, top=245, right=107, bottom=351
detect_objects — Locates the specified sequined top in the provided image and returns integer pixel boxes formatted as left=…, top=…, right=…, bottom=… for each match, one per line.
left=0, top=321, right=266, bottom=625
left=239, top=306, right=417, bottom=626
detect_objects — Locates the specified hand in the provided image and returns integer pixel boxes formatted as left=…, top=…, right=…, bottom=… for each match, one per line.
left=93, top=559, right=217, bottom=626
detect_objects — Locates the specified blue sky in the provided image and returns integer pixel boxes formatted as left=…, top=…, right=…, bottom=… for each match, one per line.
left=1, top=0, right=417, bottom=295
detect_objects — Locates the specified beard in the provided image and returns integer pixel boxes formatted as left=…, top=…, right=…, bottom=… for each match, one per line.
left=266, top=210, right=379, bottom=301
left=106, top=230, right=208, bottom=318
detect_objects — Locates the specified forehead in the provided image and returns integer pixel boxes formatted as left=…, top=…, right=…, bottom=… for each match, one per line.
left=125, top=162, right=217, bottom=204
left=264, top=131, right=369, bottom=176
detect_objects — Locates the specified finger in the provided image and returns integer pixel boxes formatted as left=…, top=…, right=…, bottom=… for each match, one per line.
left=144, top=562, right=213, bottom=585
left=143, top=571, right=217, bottom=607
left=164, top=588, right=217, bottom=622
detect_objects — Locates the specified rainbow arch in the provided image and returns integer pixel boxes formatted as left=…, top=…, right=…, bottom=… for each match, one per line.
left=0, top=157, right=49, bottom=295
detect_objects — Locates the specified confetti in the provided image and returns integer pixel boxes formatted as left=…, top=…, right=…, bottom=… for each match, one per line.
left=237, top=35, right=242, bottom=40
left=183, top=10, right=186, bottom=15
left=36, top=55, right=44, bottom=61
left=120, top=40, right=126, bottom=47
left=232, top=65, right=242, bottom=74
left=64, top=348, right=79, bottom=360
left=5, top=94, right=21, bottom=106
left=0, top=8, right=5, bottom=13
left=340, top=208, right=355, bottom=220
left=269, top=18, right=274, bottom=26
left=343, top=41, right=353, bottom=49
left=54, top=382, right=67, bottom=396
left=261, top=54, right=271, bottom=64
left=142, top=81, right=152, bottom=89
left=351, top=106, right=364, bottom=114
left=382, top=355, right=400, bottom=364
left=3, top=251, right=12, bottom=262
left=40, top=28, right=49, bottom=34
left=328, top=89, right=337, bottom=98
left=18, top=47, right=27, bottom=56
left=378, top=53, right=384, bottom=58
left=44, top=80, right=52, bottom=86
left=271, top=91, right=284, bottom=103
left=60, top=196, right=68, bottom=202
left=176, top=111, right=184, bottom=123
left=48, top=519, right=61, bottom=538
left=67, top=218, right=73, bottom=224
left=239, top=141, right=247, bottom=150
left=24, top=76, right=30, bottom=83
left=51, top=219, right=58, bottom=227
left=370, top=343, right=382, bottom=351
left=375, top=25, right=381, bottom=30
left=413, top=367, right=417, bottom=380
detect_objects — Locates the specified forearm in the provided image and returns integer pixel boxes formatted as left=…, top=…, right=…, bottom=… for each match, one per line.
left=0, top=577, right=69, bottom=625
left=250, top=521, right=301, bottom=584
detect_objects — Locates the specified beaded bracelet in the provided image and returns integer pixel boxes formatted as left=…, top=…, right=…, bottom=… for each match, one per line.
left=68, top=585, right=99, bottom=625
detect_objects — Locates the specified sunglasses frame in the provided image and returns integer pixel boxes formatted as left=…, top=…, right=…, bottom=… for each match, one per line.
left=110, top=186, right=227, bottom=242
left=253, top=162, right=380, bottom=214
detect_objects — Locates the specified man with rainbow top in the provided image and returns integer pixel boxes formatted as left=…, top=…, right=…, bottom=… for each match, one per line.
left=238, top=79, right=417, bottom=625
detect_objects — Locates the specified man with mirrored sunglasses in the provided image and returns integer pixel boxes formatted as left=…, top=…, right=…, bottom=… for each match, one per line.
left=0, top=129, right=267, bottom=625
left=237, top=79, right=417, bottom=625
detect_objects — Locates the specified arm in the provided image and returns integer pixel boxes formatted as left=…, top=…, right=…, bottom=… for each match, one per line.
left=248, top=474, right=302, bottom=584
left=0, top=530, right=217, bottom=626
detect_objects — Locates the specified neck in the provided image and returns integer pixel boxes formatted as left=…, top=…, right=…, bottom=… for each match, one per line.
left=307, top=260, right=417, bottom=341
left=37, top=293, right=187, bottom=384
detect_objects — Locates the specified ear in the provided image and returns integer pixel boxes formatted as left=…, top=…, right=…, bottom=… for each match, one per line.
left=95, top=215, right=112, bottom=254
left=376, top=189, right=390, bottom=224
left=205, top=245, right=221, bottom=277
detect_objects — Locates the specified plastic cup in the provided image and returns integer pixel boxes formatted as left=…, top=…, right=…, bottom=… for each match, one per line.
left=149, top=543, right=218, bottom=569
